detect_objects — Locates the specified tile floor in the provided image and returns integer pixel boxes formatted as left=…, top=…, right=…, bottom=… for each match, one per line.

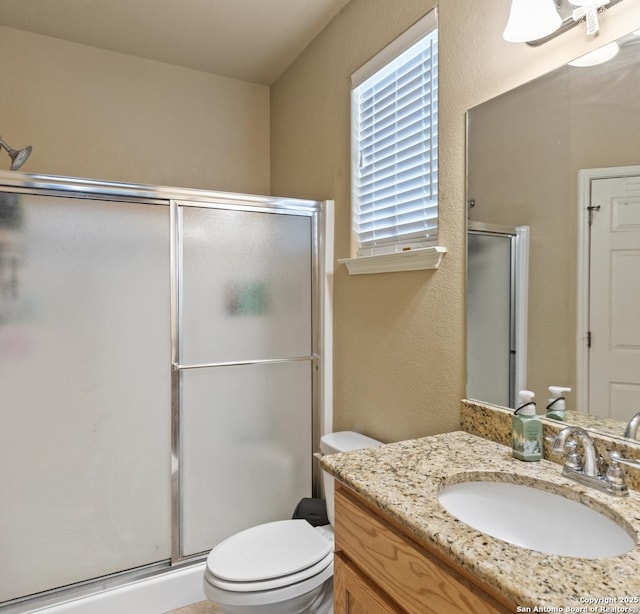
left=165, top=600, right=222, bottom=614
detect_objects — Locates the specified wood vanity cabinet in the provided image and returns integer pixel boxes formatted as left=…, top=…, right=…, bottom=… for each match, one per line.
left=333, top=483, right=513, bottom=614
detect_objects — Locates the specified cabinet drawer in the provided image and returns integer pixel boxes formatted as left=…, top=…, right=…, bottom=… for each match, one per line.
left=334, top=486, right=508, bottom=614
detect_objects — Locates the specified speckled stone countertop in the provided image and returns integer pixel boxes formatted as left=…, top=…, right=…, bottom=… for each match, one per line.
left=322, top=431, right=640, bottom=610
left=462, top=399, right=640, bottom=491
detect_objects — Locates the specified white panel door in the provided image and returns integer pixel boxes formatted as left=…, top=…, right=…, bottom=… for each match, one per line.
left=589, top=175, right=640, bottom=421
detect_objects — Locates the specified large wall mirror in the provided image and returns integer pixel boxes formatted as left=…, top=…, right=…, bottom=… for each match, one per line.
left=466, top=28, right=640, bottom=443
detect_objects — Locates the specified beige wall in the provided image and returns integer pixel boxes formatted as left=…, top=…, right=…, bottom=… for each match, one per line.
left=0, top=26, right=270, bottom=194
left=270, top=0, right=640, bottom=443
left=4, top=3, right=640, bottom=445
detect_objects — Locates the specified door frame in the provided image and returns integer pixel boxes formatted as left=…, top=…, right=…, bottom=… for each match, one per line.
left=576, top=165, right=640, bottom=412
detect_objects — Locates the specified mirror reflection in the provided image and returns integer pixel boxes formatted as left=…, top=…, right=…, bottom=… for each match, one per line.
left=466, top=29, right=640, bottom=442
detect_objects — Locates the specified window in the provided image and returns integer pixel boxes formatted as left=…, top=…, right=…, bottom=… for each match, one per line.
left=351, top=12, right=438, bottom=259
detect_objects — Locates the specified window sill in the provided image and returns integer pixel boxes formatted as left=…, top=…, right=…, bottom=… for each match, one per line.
left=338, top=246, right=447, bottom=275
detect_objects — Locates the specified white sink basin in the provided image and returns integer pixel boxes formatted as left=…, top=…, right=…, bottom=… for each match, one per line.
left=438, top=480, right=635, bottom=559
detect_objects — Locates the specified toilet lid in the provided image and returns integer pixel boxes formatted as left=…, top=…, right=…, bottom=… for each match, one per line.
left=206, top=519, right=332, bottom=583
left=205, top=550, right=333, bottom=592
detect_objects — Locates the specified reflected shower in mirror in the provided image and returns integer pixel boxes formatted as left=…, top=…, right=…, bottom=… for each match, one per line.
left=466, top=29, right=640, bottom=442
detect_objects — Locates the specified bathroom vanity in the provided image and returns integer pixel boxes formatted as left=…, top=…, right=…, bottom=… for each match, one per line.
left=322, top=431, right=640, bottom=613
left=333, top=483, right=509, bottom=613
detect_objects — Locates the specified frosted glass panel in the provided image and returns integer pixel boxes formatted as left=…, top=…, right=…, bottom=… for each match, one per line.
left=181, top=361, right=312, bottom=555
left=0, top=194, right=171, bottom=602
left=467, top=232, right=512, bottom=407
left=180, top=206, right=312, bottom=364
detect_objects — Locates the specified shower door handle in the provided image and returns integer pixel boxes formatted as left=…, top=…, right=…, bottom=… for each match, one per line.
left=172, top=354, right=318, bottom=371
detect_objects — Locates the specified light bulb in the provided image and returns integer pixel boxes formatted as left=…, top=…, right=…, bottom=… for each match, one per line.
left=503, top=0, right=562, bottom=43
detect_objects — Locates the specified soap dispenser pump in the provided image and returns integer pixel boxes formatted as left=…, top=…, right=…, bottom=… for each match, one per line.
left=546, top=386, right=571, bottom=421
left=512, top=390, right=542, bottom=462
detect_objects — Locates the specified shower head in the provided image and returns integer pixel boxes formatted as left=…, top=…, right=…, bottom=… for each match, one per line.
left=0, top=136, right=32, bottom=171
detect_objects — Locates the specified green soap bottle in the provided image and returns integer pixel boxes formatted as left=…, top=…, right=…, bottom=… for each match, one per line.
left=546, top=386, right=571, bottom=421
left=512, top=390, right=542, bottom=462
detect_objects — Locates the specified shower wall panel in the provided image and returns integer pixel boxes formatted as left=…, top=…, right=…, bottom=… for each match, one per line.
left=0, top=195, right=171, bottom=602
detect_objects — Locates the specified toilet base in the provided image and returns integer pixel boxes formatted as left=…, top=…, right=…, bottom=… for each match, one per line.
left=204, top=572, right=333, bottom=614
left=309, top=578, right=333, bottom=614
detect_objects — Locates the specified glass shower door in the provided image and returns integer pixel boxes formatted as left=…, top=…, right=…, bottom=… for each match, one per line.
left=467, top=231, right=514, bottom=408
left=0, top=194, right=171, bottom=603
left=175, top=203, right=314, bottom=557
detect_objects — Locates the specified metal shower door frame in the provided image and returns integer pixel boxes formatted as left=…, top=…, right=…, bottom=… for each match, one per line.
left=169, top=197, right=323, bottom=563
left=0, top=170, right=326, bottom=606
left=467, top=221, right=529, bottom=408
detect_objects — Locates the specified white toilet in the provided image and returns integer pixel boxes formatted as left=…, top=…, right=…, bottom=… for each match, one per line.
left=203, top=431, right=382, bottom=614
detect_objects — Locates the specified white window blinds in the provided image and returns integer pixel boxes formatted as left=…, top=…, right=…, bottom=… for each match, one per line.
left=351, top=14, right=438, bottom=257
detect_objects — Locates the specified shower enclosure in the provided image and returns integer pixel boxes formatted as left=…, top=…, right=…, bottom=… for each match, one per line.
left=467, top=222, right=529, bottom=408
left=0, top=172, right=327, bottom=611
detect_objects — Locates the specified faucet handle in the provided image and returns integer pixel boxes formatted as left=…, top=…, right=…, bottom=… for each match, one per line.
left=563, top=440, right=583, bottom=471
left=609, top=451, right=640, bottom=471
left=603, top=451, right=640, bottom=496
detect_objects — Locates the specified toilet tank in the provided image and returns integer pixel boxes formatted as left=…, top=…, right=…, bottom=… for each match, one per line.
left=319, top=431, right=382, bottom=525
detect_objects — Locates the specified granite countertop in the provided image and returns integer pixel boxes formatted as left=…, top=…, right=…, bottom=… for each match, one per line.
left=321, top=431, right=640, bottom=610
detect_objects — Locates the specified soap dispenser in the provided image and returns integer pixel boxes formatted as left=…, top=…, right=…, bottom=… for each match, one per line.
left=546, top=386, right=571, bottom=421
left=512, top=390, right=542, bottom=462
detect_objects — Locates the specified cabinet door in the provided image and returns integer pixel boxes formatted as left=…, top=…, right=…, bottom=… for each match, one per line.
left=334, top=553, right=403, bottom=614
left=335, top=487, right=510, bottom=614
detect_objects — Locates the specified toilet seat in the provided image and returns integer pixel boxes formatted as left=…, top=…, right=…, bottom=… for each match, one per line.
left=203, top=561, right=333, bottom=610
left=205, top=519, right=333, bottom=592
left=205, top=550, right=333, bottom=592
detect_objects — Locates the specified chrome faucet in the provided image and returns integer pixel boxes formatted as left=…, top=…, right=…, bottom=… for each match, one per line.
left=552, top=426, right=600, bottom=477
left=552, top=426, right=629, bottom=496
left=624, top=412, right=640, bottom=439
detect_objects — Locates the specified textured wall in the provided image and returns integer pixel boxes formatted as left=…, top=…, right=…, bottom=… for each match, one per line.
left=0, top=26, right=270, bottom=194
left=270, top=0, right=640, bottom=443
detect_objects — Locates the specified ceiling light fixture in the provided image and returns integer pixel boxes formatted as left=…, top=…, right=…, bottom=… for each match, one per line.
left=503, top=0, right=562, bottom=42
left=504, top=0, right=625, bottom=45
left=569, top=0, right=610, bottom=35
